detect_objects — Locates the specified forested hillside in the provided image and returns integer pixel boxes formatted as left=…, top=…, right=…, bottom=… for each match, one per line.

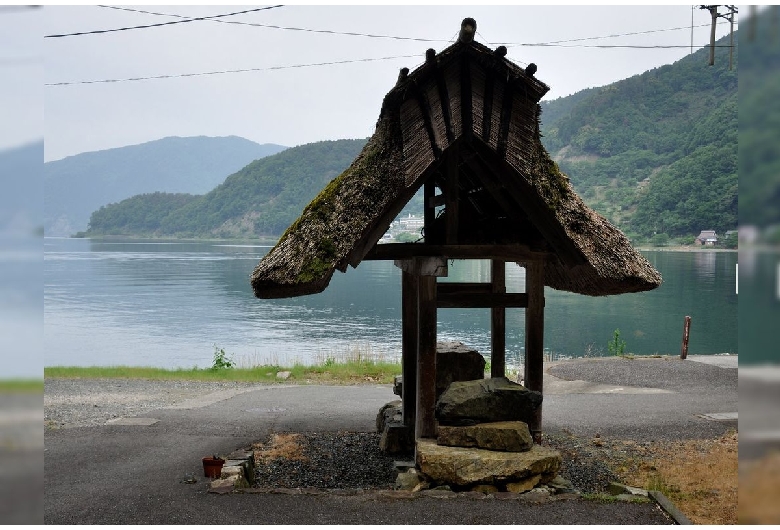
left=45, top=136, right=286, bottom=236
left=540, top=32, right=737, bottom=241
left=84, top=34, right=738, bottom=242
left=84, top=139, right=366, bottom=238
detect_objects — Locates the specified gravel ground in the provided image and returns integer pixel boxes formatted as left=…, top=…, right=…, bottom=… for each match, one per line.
left=44, top=378, right=263, bottom=428
left=548, top=356, right=737, bottom=393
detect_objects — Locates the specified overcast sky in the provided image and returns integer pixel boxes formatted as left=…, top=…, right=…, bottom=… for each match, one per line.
left=29, top=4, right=735, bottom=161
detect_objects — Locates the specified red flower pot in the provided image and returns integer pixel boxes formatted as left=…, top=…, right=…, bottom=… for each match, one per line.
left=202, top=456, right=225, bottom=479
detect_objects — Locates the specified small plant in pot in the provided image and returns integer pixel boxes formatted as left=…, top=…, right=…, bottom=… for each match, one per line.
left=202, top=454, right=226, bottom=479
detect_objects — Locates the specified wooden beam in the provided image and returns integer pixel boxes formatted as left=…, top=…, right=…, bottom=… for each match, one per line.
left=401, top=271, right=418, bottom=430
left=433, top=60, right=455, bottom=144
left=445, top=146, right=459, bottom=244
left=411, top=83, right=442, bottom=159
left=481, top=69, right=496, bottom=143
left=460, top=53, right=473, bottom=139
left=394, top=257, right=448, bottom=277
left=460, top=149, right=532, bottom=229
left=524, top=260, right=545, bottom=444
left=416, top=275, right=438, bottom=440
left=437, top=282, right=491, bottom=295
left=437, top=292, right=527, bottom=309
left=367, top=243, right=548, bottom=262
left=468, top=139, right=588, bottom=268
left=491, top=260, right=506, bottom=378
left=496, top=78, right=514, bottom=158
left=423, top=178, right=436, bottom=241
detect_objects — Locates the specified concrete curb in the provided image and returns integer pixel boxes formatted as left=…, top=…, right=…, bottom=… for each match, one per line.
left=649, top=490, right=692, bottom=525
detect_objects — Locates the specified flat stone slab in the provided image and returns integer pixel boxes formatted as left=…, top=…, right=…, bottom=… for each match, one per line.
left=416, top=439, right=561, bottom=487
left=104, top=417, right=159, bottom=426
left=437, top=421, right=533, bottom=452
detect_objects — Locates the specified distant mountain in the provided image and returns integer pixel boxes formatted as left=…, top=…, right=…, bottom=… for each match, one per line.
left=0, top=141, right=43, bottom=235
left=84, top=139, right=367, bottom=239
left=540, top=32, right=737, bottom=241
left=44, top=136, right=287, bottom=236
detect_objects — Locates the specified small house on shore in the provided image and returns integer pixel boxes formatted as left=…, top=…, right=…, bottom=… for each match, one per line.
left=249, top=18, right=662, bottom=446
left=695, top=230, right=719, bottom=246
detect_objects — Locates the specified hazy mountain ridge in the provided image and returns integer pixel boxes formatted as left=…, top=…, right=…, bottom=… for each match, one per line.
left=84, top=139, right=367, bottom=238
left=44, top=135, right=287, bottom=236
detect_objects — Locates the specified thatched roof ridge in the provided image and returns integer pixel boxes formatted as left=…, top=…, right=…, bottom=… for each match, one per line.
left=250, top=25, right=661, bottom=299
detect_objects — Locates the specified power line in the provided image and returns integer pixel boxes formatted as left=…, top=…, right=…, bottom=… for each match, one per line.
left=96, top=5, right=451, bottom=43
left=45, top=54, right=422, bottom=87
left=497, top=20, right=734, bottom=47
left=512, top=43, right=734, bottom=49
left=44, top=5, right=283, bottom=38
left=94, top=5, right=734, bottom=47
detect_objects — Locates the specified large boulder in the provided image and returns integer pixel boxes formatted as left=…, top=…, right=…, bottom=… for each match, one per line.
left=391, top=341, right=486, bottom=400
left=435, top=377, right=542, bottom=426
left=416, top=439, right=561, bottom=487
left=437, top=421, right=534, bottom=452
left=436, top=341, right=486, bottom=398
left=376, top=400, right=402, bottom=433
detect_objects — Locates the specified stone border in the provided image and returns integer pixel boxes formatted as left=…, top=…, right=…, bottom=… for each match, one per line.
left=206, top=447, right=693, bottom=526
left=208, top=449, right=255, bottom=494
left=648, top=490, right=693, bottom=525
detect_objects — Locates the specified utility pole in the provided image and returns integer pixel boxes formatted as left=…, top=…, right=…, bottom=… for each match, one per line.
left=726, top=5, right=737, bottom=70
left=700, top=5, right=719, bottom=66
left=699, top=5, right=738, bottom=69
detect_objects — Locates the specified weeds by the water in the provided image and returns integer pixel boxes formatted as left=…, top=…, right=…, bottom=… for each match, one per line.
left=44, top=357, right=403, bottom=385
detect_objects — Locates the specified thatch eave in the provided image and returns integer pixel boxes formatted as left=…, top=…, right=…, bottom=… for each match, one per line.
left=250, top=29, right=661, bottom=300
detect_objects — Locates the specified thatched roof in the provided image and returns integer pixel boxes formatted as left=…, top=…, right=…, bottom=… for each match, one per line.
left=251, top=19, right=662, bottom=299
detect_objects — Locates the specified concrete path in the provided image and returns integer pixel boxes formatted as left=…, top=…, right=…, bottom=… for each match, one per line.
left=41, top=356, right=738, bottom=525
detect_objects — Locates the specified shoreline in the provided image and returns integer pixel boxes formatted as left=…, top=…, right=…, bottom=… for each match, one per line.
left=49, top=234, right=740, bottom=254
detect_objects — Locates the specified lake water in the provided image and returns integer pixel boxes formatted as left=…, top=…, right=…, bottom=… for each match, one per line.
left=43, top=238, right=738, bottom=370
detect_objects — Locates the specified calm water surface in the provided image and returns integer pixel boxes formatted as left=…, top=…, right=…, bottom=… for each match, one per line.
left=43, top=238, right=738, bottom=369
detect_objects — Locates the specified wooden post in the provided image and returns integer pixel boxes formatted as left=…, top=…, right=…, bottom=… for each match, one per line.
left=524, top=260, right=545, bottom=444
left=445, top=146, right=459, bottom=244
left=401, top=270, right=418, bottom=429
left=729, top=7, right=735, bottom=71
left=680, top=315, right=692, bottom=360
left=491, top=260, right=506, bottom=378
left=707, top=5, right=718, bottom=66
left=416, top=275, right=438, bottom=439
left=423, top=179, right=435, bottom=241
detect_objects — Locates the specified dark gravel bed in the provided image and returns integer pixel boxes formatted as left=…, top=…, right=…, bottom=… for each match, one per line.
left=254, top=432, right=404, bottom=490
left=252, top=429, right=639, bottom=495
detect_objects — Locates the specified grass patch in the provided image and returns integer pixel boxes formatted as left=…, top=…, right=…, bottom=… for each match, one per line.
left=612, top=430, right=737, bottom=525
left=44, top=358, right=402, bottom=385
left=0, top=379, right=43, bottom=393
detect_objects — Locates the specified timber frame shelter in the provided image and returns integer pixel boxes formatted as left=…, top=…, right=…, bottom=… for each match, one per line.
left=250, top=19, right=662, bottom=444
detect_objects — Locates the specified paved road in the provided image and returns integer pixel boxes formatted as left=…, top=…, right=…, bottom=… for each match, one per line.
left=40, top=355, right=737, bottom=525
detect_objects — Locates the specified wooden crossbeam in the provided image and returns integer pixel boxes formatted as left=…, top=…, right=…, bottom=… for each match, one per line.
left=437, top=291, right=527, bottom=309
left=367, top=243, right=548, bottom=262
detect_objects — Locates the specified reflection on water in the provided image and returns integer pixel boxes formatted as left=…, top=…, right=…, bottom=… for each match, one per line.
left=44, top=239, right=738, bottom=369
